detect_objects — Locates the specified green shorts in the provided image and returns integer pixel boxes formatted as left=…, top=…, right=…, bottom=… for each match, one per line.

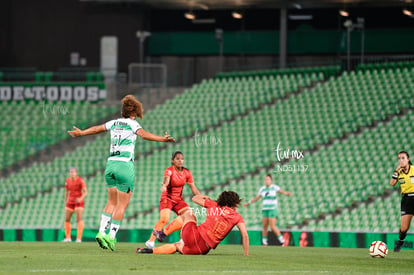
left=104, top=160, right=135, bottom=193
left=262, top=209, right=278, bottom=218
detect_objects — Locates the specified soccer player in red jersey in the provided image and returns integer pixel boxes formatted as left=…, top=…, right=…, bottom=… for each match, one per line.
left=145, top=151, right=200, bottom=248
left=137, top=191, right=250, bottom=256
left=63, top=167, right=88, bottom=242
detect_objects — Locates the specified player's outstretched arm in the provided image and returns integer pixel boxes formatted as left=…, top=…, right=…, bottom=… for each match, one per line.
left=137, top=129, right=175, bottom=142
left=188, top=182, right=201, bottom=196
left=279, top=189, right=292, bottom=196
left=243, top=195, right=261, bottom=207
left=68, top=125, right=106, bottom=137
left=237, top=222, right=250, bottom=256
left=192, top=194, right=210, bottom=206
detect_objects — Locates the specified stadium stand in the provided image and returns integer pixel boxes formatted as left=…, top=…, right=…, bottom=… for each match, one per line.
left=215, top=65, right=341, bottom=80
left=1, top=63, right=413, bottom=233
left=0, top=66, right=330, bottom=228
left=356, top=60, right=414, bottom=72
left=0, top=68, right=104, bottom=82
left=0, top=101, right=118, bottom=171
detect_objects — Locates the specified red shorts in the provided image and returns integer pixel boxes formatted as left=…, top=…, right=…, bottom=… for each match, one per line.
left=66, top=201, right=84, bottom=211
left=181, top=221, right=211, bottom=255
left=159, top=196, right=189, bottom=215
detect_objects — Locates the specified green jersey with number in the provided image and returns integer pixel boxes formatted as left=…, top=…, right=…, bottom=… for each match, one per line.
left=104, top=118, right=142, bottom=162
left=258, top=184, right=280, bottom=210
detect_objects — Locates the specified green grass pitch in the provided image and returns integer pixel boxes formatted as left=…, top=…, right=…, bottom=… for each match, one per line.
left=1, top=242, right=413, bottom=274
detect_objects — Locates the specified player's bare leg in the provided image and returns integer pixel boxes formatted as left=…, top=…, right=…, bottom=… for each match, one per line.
left=269, top=218, right=284, bottom=245
left=146, top=209, right=171, bottom=248
left=262, top=218, right=269, bottom=246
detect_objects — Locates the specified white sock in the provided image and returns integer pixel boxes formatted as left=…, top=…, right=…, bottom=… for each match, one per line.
left=262, top=237, right=268, bottom=245
left=109, top=221, right=121, bottom=239
left=99, top=213, right=112, bottom=234
left=145, top=241, right=155, bottom=248
left=278, top=235, right=285, bottom=244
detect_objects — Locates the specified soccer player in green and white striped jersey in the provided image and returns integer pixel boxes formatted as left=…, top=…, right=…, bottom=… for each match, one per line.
left=243, top=174, right=292, bottom=246
left=68, top=95, right=175, bottom=251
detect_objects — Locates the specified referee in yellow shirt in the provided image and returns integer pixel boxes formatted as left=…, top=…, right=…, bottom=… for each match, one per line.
left=390, top=151, right=414, bottom=252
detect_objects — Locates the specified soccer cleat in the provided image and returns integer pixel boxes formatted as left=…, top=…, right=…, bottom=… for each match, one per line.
left=278, top=236, right=285, bottom=246
left=145, top=240, right=155, bottom=249
left=136, top=247, right=153, bottom=254
left=95, top=232, right=109, bottom=250
left=153, top=230, right=167, bottom=242
left=75, top=239, right=82, bottom=243
left=62, top=238, right=72, bottom=242
left=104, top=234, right=116, bottom=251
left=394, top=240, right=404, bottom=252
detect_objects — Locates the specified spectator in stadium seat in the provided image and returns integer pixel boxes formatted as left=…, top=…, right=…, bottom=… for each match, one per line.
left=390, top=151, right=414, bottom=252
left=145, top=151, right=200, bottom=249
left=62, top=167, right=87, bottom=243
left=68, top=95, right=175, bottom=251
left=243, top=174, right=291, bottom=246
left=137, top=191, right=250, bottom=256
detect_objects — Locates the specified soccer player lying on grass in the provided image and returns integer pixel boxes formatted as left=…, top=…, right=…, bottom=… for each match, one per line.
left=137, top=191, right=250, bottom=256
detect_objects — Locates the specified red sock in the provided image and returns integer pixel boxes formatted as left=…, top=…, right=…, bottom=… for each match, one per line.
left=64, top=222, right=71, bottom=239
left=153, top=244, right=177, bottom=254
left=149, top=211, right=170, bottom=242
left=164, top=216, right=183, bottom=236
left=77, top=221, right=84, bottom=241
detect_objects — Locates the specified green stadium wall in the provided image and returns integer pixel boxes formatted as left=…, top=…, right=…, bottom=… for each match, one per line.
left=1, top=229, right=412, bottom=251
left=147, top=28, right=414, bottom=55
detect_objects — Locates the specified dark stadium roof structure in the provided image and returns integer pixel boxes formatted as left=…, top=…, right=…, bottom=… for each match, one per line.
left=78, top=0, right=410, bottom=10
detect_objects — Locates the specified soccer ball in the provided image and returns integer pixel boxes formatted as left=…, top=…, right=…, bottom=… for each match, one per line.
left=369, top=241, right=388, bottom=258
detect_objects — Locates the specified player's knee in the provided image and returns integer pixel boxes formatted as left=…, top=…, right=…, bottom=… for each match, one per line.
left=179, top=207, right=192, bottom=217
left=175, top=240, right=184, bottom=253
left=182, top=211, right=196, bottom=223
left=159, top=215, right=169, bottom=224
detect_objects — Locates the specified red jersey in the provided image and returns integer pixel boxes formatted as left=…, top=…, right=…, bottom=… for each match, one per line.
left=65, top=177, right=86, bottom=204
left=161, top=166, right=193, bottom=201
left=198, top=199, right=244, bottom=249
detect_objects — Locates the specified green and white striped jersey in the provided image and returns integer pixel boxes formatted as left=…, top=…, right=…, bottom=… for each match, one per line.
left=258, top=184, right=280, bottom=210
left=105, top=118, right=142, bottom=162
